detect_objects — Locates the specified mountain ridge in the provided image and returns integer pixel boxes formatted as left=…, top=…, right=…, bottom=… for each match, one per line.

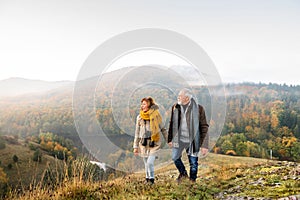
left=1, top=65, right=299, bottom=98
left=0, top=77, right=73, bottom=97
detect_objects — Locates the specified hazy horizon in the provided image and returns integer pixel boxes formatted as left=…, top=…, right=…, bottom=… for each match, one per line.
left=1, top=65, right=299, bottom=86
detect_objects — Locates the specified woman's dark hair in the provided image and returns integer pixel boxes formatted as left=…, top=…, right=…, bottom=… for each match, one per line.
left=141, top=96, right=156, bottom=107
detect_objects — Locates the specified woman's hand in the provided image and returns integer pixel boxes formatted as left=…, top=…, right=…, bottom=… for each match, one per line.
left=201, top=148, right=208, bottom=156
left=133, top=148, right=139, bottom=156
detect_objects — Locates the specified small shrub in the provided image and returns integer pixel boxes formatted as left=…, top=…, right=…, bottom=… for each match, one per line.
left=13, top=155, right=18, bottom=163
left=33, top=149, right=42, bottom=162
left=7, top=163, right=12, bottom=169
left=28, top=143, right=37, bottom=151
left=0, top=138, right=5, bottom=150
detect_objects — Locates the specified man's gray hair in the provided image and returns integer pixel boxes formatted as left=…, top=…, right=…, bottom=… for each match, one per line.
left=180, top=88, right=193, bottom=99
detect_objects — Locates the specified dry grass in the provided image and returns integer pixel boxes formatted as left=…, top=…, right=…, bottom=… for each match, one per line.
left=3, top=153, right=300, bottom=199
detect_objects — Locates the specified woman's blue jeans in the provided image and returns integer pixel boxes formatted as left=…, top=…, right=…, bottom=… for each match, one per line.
left=143, top=155, right=155, bottom=179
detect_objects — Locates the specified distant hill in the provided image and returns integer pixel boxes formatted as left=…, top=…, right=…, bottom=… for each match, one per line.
left=0, top=65, right=211, bottom=98
left=0, top=77, right=72, bottom=97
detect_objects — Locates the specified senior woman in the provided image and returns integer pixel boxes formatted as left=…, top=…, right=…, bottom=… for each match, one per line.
left=133, top=97, right=168, bottom=184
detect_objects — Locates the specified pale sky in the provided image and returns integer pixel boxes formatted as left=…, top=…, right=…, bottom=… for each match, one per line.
left=0, top=0, right=299, bottom=85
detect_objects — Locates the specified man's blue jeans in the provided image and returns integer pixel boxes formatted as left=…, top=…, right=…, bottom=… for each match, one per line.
left=172, top=142, right=198, bottom=181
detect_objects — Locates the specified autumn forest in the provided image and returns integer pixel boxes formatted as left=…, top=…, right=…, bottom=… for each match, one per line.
left=0, top=81, right=299, bottom=163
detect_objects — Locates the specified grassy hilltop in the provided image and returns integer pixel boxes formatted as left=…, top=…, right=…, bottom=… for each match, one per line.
left=3, top=151, right=299, bottom=200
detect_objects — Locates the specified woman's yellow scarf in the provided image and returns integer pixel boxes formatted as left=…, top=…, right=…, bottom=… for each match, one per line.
left=140, top=105, right=162, bottom=142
